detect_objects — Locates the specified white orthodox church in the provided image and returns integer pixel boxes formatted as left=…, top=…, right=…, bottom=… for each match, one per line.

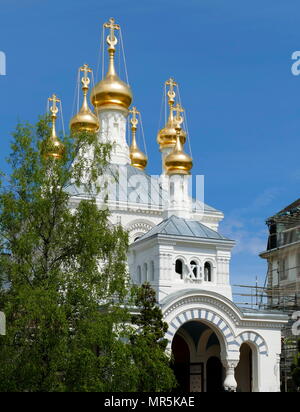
left=54, top=18, right=288, bottom=392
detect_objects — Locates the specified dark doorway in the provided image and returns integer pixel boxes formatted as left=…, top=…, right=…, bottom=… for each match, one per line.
left=206, top=356, right=224, bottom=392
left=235, top=343, right=253, bottom=392
left=172, top=334, right=190, bottom=392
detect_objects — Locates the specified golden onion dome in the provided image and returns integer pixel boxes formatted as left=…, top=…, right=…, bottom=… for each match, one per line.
left=130, top=140, right=148, bottom=170
left=129, top=107, right=147, bottom=170
left=70, top=64, right=99, bottom=133
left=157, top=120, right=186, bottom=149
left=90, top=18, right=132, bottom=112
left=157, top=78, right=186, bottom=149
left=42, top=94, right=64, bottom=160
left=165, top=127, right=192, bottom=176
left=42, top=134, right=65, bottom=160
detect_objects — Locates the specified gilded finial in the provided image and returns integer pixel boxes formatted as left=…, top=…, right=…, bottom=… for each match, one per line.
left=130, top=106, right=139, bottom=130
left=166, top=78, right=177, bottom=106
left=49, top=94, right=60, bottom=118
left=42, top=94, right=64, bottom=159
left=81, top=63, right=92, bottom=89
left=129, top=107, right=148, bottom=170
left=70, top=64, right=100, bottom=133
left=104, top=17, right=120, bottom=77
left=173, top=103, right=184, bottom=128
left=104, top=17, right=120, bottom=53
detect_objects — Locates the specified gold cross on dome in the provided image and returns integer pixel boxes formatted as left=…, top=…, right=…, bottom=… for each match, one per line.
left=80, top=63, right=92, bottom=77
left=80, top=64, right=92, bottom=87
left=166, top=78, right=177, bottom=104
left=166, top=78, right=177, bottom=92
left=104, top=17, right=120, bottom=47
left=49, top=94, right=61, bottom=116
left=173, top=103, right=184, bottom=125
left=130, top=106, right=140, bottom=127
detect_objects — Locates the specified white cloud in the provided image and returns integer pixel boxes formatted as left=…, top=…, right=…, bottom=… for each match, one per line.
left=220, top=187, right=281, bottom=256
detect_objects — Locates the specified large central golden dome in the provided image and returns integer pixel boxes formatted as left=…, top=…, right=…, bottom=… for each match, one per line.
left=91, top=71, right=132, bottom=112
left=90, top=18, right=132, bottom=112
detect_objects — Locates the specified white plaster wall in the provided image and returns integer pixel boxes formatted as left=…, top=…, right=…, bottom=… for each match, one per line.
left=129, top=238, right=233, bottom=302
left=97, top=109, right=130, bottom=165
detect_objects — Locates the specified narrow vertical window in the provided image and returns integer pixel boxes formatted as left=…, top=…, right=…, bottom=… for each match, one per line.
left=204, top=262, right=212, bottom=282
left=175, top=259, right=183, bottom=279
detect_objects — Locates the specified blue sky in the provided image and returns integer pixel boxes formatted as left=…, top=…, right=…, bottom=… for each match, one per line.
left=0, top=0, right=299, bottom=290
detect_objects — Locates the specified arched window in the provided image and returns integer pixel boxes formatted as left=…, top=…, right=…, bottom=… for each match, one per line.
left=190, top=260, right=198, bottom=278
left=175, top=259, right=184, bottom=279
left=150, top=261, right=155, bottom=281
left=137, top=266, right=141, bottom=284
left=204, top=262, right=212, bottom=282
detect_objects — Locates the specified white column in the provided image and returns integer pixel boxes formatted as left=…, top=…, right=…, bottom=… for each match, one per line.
left=222, top=359, right=238, bottom=392
left=97, top=109, right=130, bottom=165
left=164, top=174, right=192, bottom=219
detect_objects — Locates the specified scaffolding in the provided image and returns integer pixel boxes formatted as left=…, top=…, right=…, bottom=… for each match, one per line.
left=233, top=271, right=300, bottom=392
left=233, top=197, right=300, bottom=390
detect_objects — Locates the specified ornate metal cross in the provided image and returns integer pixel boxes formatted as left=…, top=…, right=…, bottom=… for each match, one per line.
left=104, top=17, right=120, bottom=48
left=80, top=63, right=92, bottom=87
left=173, top=103, right=184, bottom=126
left=166, top=77, right=177, bottom=104
left=130, top=106, right=140, bottom=127
left=49, top=94, right=60, bottom=116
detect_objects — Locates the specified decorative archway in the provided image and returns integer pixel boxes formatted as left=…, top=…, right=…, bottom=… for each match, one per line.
left=235, top=331, right=268, bottom=356
left=165, top=308, right=239, bottom=353
left=126, top=219, right=154, bottom=244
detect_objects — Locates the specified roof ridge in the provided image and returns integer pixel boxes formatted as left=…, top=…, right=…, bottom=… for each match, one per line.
left=137, top=214, right=231, bottom=242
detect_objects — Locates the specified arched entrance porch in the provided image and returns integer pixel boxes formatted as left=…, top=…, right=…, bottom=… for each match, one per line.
left=171, top=321, right=225, bottom=392
left=163, top=293, right=268, bottom=391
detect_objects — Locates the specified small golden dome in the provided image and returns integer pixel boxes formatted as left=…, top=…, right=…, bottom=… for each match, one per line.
left=70, top=64, right=99, bottom=133
left=157, top=78, right=186, bottom=149
left=130, top=142, right=148, bottom=170
left=42, top=94, right=64, bottom=160
left=42, top=135, right=65, bottom=160
left=90, top=18, right=132, bottom=112
left=165, top=128, right=192, bottom=176
left=70, top=107, right=99, bottom=133
left=129, top=107, right=147, bottom=170
left=157, top=120, right=186, bottom=149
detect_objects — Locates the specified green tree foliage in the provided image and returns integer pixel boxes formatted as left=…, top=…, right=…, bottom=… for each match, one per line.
left=131, top=283, right=177, bottom=392
left=0, top=118, right=176, bottom=392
